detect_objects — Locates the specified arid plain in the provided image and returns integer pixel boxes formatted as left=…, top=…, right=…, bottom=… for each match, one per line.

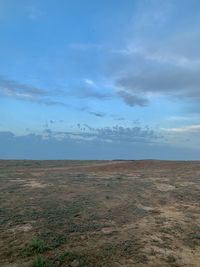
left=0, top=160, right=200, bottom=267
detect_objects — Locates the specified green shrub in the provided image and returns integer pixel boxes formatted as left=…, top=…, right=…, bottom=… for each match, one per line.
left=32, top=256, right=52, bottom=267
left=55, top=251, right=90, bottom=267
left=30, top=238, right=48, bottom=253
left=191, top=233, right=200, bottom=239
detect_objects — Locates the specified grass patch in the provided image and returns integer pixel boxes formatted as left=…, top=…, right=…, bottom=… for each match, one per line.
left=160, top=227, right=176, bottom=235
left=66, top=222, right=103, bottom=233
left=97, top=239, right=147, bottom=264
left=30, top=238, right=49, bottom=253
left=21, top=238, right=49, bottom=256
left=32, top=256, right=52, bottom=267
left=191, top=233, right=200, bottom=239
left=54, top=251, right=91, bottom=267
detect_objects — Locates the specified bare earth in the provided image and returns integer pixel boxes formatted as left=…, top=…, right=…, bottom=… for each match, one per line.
left=0, top=160, right=200, bottom=267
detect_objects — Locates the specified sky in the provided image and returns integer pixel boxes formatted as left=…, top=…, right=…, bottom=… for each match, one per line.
left=0, top=0, right=200, bottom=160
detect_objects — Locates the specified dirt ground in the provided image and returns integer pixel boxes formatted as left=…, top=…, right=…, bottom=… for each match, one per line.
left=0, top=160, right=200, bottom=267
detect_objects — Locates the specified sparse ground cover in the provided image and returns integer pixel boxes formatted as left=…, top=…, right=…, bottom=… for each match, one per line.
left=0, top=160, right=200, bottom=266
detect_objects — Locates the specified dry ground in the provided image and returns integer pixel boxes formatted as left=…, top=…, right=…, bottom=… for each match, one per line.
left=0, top=160, right=200, bottom=267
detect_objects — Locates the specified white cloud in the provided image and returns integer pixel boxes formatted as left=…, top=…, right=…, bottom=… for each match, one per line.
left=166, top=116, right=191, bottom=121
left=16, top=93, right=34, bottom=99
left=84, top=78, right=96, bottom=87
left=164, top=125, right=200, bottom=133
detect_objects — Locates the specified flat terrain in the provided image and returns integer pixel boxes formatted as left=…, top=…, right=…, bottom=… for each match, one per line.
left=0, top=160, right=200, bottom=267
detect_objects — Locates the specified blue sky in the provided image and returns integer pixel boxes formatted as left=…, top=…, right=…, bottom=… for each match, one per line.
left=0, top=0, right=200, bottom=159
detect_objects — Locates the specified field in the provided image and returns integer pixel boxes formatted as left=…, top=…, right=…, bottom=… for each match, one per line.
left=0, top=160, right=200, bottom=267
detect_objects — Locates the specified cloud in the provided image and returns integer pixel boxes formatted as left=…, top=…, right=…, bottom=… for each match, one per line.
left=115, top=66, right=200, bottom=108
left=43, top=124, right=161, bottom=144
left=0, top=76, right=46, bottom=97
left=108, top=1, right=200, bottom=108
left=164, top=125, right=200, bottom=133
left=80, top=79, right=111, bottom=100
left=0, top=128, right=199, bottom=160
left=166, top=116, right=191, bottom=122
left=94, top=125, right=160, bottom=143
left=0, top=76, right=66, bottom=107
left=84, top=78, right=96, bottom=87
left=162, top=123, right=200, bottom=148
left=116, top=66, right=200, bottom=98
left=89, top=111, right=105, bottom=117
left=118, top=90, right=148, bottom=107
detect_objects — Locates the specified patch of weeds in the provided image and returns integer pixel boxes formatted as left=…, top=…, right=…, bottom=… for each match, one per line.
left=185, top=227, right=200, bottom=247
left=121, top=240, right=135, bottom=254
left=32, top=255, right=52, bottom=267
left=120, top=240, right=147, bottom=263
left=97, top=239, right=147, bottom=264
left=22, top=238, right=49, bottom=256
left=66, top=222, right=103, bottom=233
left=69, top=173, right=88, bottom=184
left=30, top=238, right=49, bottom=253
left=190, top=233, right=200, bottom=239
left=23, top=162, right=33, bottom=167
left=37, top=197, right=96, bottom=225
left=49, top=235, right=67, bottom=248
left=54, top=251, right=91, bottom=267
left=160, top=227, right=176, bottom=235
left=191, top=225, right=200, bottom=232
left=25, top=204, right=82, bottom=226
left=97, top=243, right=118, bottom=262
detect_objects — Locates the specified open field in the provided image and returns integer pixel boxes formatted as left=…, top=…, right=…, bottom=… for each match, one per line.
left=0, top=160, right=200, bottom=267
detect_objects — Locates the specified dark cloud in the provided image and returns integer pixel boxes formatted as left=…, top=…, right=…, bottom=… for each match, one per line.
left=114, top=55, right=200, bottom=107
left=83, top=124, right=94, bottom=131
left=108, top=5, right=200, bottom=108
left=89, top=111, right=105, bottom=117
left=0, top=76, right=46, bottom=97
left=118, top=90, right=148, bottom=107
left=0, top=76, right=67, bottom=107
left=78, top=107, right=107, bottom=118
left=117, top=67, right=200, bottom=97
left=49, top=119, right=64, bottom=124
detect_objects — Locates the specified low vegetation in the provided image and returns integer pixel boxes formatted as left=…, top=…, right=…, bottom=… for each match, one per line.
left=0, top=160, right=200, bottom=266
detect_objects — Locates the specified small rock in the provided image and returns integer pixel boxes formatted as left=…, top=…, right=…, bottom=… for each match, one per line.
left=101, top=227, right=116, bottom=234
left=138, top=204, right=154, bottom=211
